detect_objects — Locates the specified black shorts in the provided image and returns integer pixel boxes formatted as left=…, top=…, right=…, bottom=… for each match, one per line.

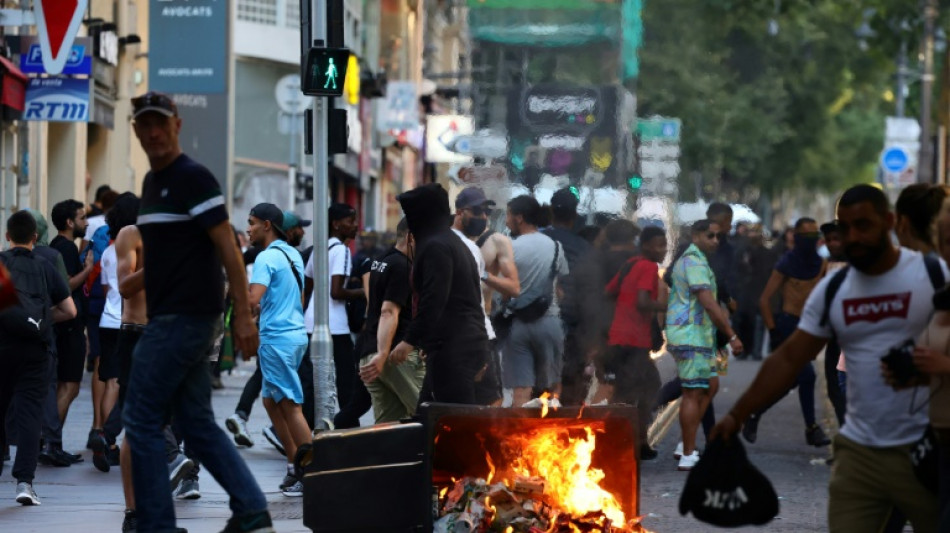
left=55, top=323, right=87, bottom=383
left=116, top=326, right=144, bottom=389
left=97, top=327, right=120, bottom=382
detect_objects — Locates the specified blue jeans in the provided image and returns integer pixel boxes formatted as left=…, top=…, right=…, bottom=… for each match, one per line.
left=123, top=314, right=267, bottom=532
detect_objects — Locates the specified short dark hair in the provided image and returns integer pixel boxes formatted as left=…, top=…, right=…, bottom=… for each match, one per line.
left=7, top=210, right=37, bottom=245
left=51, top=199, right=84, bottom=231
left=605, top=219, right=640, bottom=245
left=691, top=219, right=715, bottom=235
left=95, top=185, right=113, bottom=202
left=794, top=217, right=817, bottom=231
left=100, top=190, right=120, bottom=212
left=396, top=217, right=409, bottom=239
left=106, top=193, right=140, bottom=240
left=640, top=226, right=666, bottom=245
left=706, top=202, right=733, bottom=219
left=507, top=195, right=541, bottom=227
left=895, top=184, right=948, bottom=246
left=838, top=184, right=889, bottom=215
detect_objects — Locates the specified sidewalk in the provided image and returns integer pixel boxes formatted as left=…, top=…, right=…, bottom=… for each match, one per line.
left=0, top=359, right=325, bottom=533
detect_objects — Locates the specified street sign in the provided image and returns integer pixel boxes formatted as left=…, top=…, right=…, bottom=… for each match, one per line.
left=20, top=38, right=92, bottom=75
left=275, top=74, right=311, bottom=114
left=638, top=117, right=681, bottom=142
left=379, top=81, right=417, bottom=131
left=302, top=47, right=350, bottom=97
left=35, top=0, right=87, bottom=75
left=881, top=146, right=910, bottom=173
left=24, top=77, right=90, bottom=122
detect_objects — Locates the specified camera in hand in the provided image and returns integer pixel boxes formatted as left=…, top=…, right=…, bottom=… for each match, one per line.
left=880, top=339, right=919, bottom=387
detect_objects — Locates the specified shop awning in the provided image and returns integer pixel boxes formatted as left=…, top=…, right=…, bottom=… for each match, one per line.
left=0, top=55, right=28, bottom=117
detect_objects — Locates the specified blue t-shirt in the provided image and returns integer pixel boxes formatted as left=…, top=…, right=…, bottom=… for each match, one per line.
left=250, top=240, right=307, bottom=346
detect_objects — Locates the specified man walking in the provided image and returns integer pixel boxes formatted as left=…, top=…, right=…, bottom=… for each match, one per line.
left=246, top=204, right=310, bottom=497
left=667, top=220, right=742, bottom=471
left=0, top=211, right=76, bottom=504
left=357, top=219, right=426, bottom=420
left=392, top=183, right=488, bottom=405
left=123, top=91, right=272, bottom=532
left=504, top=195, right=569, bottom=407
left=47, top=199, right=93, bottom=465
left=712, top=185, right=942, bottom=532
left=603, top=226, right=668, bottom=459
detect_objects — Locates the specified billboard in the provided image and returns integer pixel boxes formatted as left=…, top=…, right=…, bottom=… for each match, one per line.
left=148, top=0, right=228, bottom=93
left=425, top=115, right=474, bottom=164
left=24, top=77, right=90, bottom=122
left=172, top=93, right=230, bottom=191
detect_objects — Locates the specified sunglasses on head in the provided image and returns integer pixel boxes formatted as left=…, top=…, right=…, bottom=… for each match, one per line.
left=466, top=206, right=492, bottom=216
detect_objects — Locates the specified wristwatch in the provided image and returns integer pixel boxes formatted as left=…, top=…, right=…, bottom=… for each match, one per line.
left=480, top=271, right=490, bottom=282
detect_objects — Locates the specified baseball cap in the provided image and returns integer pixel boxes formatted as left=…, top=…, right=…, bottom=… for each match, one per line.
left=131, top=91, right=178, bottom=119
left=678, top=438, right=779, bottom=527
left=551, top=186, right=580, bottom=212
left=282, top=211, right=312, bottom=232
left=455, top=187, right=495, bottom=210
left=249, top=203, right=288, bottom=240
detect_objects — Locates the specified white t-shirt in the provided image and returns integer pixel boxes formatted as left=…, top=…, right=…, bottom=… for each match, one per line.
left=304, top=237, right=352, bottom=335
left=86, top=215, right=106, bottom=244
left=452, top=228, right=496, bottom=341
left=99, top=244, right=122, bottom=329
left=798, top=248, right=946, bottom=447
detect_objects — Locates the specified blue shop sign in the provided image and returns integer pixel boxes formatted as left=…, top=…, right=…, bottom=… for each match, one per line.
left=21, top=43, right=92, bottom=75
left=24, top=77, right=90, bottom=122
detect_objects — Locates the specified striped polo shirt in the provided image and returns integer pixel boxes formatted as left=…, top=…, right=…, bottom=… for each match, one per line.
left=137, top=153, right=229, bottom=318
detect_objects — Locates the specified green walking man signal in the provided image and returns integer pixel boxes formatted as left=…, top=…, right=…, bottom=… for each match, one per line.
left=302, top=47, right=350, bottom=97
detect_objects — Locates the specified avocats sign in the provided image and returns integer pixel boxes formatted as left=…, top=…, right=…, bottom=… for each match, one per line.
left=35, top=0, right=88, bottom=75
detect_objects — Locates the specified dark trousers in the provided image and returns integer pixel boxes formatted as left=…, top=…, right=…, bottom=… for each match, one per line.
left=608, top=345, right=661, bottom=447
left=824, top=336, right=847, bottom=426
left=235, top=354, right=315, bottom=429
left=418, top=342, right=485, bottom=407
left=42, top=353, right=62, bottom=446
left=332, top=334, right=356, bottom=408
left=559, top=329, right=589, bottom=406
left=755, top=313, right=817, bottom=427
left=0, top=342, right=49, bottom=482
left=333, top=334, right=370, bottom=429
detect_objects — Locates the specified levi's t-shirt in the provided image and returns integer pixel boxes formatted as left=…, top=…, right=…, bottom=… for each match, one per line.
left=798, top=248, right=948, bottom=447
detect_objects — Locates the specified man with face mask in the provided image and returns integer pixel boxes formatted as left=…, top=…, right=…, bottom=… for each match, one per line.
left=712, top=185, right=945, bottom=533
left=740, top=218, right=832, bottom=447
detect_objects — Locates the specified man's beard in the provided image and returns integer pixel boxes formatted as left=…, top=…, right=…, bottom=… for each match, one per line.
left=74, top=227, right=86, bottom=239
left=845, top=233, right=890, bottom=272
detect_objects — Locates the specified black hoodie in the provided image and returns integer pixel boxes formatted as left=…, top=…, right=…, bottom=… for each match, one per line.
left=399, top=184, right=487, bottom=352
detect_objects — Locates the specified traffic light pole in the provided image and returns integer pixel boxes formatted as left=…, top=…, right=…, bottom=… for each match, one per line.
left=309, top=0, right=336, bottom=432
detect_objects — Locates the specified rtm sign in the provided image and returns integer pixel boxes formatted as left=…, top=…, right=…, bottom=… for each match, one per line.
left=24, top=77, right=90, bottom=122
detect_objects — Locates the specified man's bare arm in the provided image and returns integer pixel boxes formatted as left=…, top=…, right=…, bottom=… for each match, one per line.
left=481, top=234, right=520, bottom=298
left=208, top=221, right=259, bottom=358
left=116, top=226, right=144, bottom=298
left=51, top=296, right=77, bottom=323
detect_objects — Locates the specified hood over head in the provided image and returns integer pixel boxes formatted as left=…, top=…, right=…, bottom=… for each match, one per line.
left=397, top=183, right=452, bottom=237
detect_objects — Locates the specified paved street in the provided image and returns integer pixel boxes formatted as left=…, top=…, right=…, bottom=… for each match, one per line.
left=0, top=354, right=835, bottom=533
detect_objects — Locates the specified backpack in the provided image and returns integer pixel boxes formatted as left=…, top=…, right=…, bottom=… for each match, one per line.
left=0, top=250, right=51, bottom=341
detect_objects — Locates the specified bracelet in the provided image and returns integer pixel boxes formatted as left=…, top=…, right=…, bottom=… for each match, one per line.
left=728, top=334, right=737, bottom=342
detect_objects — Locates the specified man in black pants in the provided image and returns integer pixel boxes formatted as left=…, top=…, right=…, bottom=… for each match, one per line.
left=0, top=211, right=76, bottom=505
left=391, top=184, right=489, bottom=405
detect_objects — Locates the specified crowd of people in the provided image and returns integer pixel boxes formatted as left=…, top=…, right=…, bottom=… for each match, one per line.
left=0, top=88, right=948, bottom=533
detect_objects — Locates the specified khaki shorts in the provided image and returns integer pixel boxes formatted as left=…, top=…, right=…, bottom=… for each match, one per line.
left=829, top=433, right=938, bottom=533
left=360, top=350, right=426, bottom=424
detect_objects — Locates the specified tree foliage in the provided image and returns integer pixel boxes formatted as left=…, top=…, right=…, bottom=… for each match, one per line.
left=636, top=0, right=929, bottom=201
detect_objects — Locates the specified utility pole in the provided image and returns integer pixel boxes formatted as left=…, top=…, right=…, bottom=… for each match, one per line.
left=919, top=0, right=938, bottom=183
left=308, top=0, right=335, bottom=431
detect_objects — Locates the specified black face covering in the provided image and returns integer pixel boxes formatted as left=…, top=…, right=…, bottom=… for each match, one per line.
left=462, top=217, right=488, bottom=238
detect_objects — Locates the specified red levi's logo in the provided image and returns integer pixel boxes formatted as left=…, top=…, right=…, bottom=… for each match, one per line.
left=842, top=293, right=912, bottom=325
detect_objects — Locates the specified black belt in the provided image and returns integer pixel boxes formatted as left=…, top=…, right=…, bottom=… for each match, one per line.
left=120, top=323, right=146, bottom=333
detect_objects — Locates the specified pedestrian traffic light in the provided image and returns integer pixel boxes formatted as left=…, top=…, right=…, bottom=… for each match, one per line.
left=628, top=174, right=642, bottom=190
left=302, top=47, right=351, bottom=97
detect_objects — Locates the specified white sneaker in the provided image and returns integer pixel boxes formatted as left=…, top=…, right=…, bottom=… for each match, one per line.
left=226, top=414, right=254, bottom=447
left=673, top=441, right=684, bottom=460
left=15, top=482, right=40, bottom=505
left=677, top=451, right=700, bottom=471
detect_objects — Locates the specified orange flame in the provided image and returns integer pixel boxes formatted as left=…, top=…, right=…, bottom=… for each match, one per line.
left=539, top=392, right=550, bottom=418
left=510, top=426, right=626, bottom=525
left=486, top=451, right=496, bottom=483
left=439, top=487, right=447, bottom=499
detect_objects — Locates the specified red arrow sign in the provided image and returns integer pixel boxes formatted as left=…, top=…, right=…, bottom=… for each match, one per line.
left=35, top=0, right=87, bottom=75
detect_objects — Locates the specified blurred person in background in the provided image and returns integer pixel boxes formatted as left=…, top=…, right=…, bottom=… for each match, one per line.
left=820, top=221, right=848, bottom=427
left=733, top=224, right=775, bottom=361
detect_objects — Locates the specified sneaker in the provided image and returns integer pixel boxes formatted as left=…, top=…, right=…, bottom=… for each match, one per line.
left=38, top=447, right=73, bottom=467
left=226, top=414, right=254, bottom=448
left=742, top=415, right=760, bottom=444
left=107, top=445, right=121, bottom=467
left=122, top=510, right=137, bottom=533
left=15, top=482, right=40, bottom=505
left=86, top=428, right=102, bottom=450
left=221, top=510, right=276, bottom=533
left=639, top=445, right=658, bottom=461
left=281, top=478, right=303, bottom=497
left=91, top=433, right=110, bottom=473
left=211, top=376, right=225, bottom=390
left=673, top=441, right=684, bottom=460
left=262, top=426, right=285, bottom=456
left=279, top=473, right=298, bottom=491
left=806, top=424, right=831, bottom=447
left=677, top=451, right=700, bottom=471
left=168, top=454, right=195, bottom=491
left=175, top=477, right=201, bottom=500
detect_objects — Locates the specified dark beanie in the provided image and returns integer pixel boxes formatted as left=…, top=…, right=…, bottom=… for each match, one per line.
left=397, top=183, right=451, bottom=235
